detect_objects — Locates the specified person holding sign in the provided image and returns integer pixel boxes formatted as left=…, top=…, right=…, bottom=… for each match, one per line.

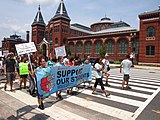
left=19, top=57, right=29, bottom=89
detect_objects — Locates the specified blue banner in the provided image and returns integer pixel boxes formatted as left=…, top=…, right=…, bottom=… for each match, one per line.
left=36, top=64, right=92, bottom=98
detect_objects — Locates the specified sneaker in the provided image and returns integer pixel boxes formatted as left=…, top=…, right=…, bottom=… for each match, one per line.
left=126, top=86, right=131, bottom=89
left=105, top=93, right=110, bottom=97
left=38, top=105, right=44, bottom=110
left=58, top=94, right=63, bottom=100
left=67, top=90, right=70, bottom=94
left=92, top=91, right=97, bottom=95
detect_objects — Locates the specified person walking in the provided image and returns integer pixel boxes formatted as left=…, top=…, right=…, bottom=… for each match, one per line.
left=4, top=52, right=17, bottom=91
left=19, top=57, right=29, bottom=89
left=120, top=54, right=132, bottom=89
left=102, top=53, right=111, bottom=86
left=34, top=58, right=47, bottom=110
left=92, top=58, right=110, bottom=97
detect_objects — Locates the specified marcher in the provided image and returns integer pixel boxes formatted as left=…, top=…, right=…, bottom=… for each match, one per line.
left=83, top=55, right=92, bottom=88
left=34, top=58, right=47, bottom=110
left=102, top=53, right=111, bottom=86
left=120, top=54, right=132, bottom=89
left=19, top=57, right=29, bottom=89
left=92, top=58, right=110, bottom=97
left=3, top=52, right=17, bottom=91
left=54, top=56, right=64, bottom=100
left=130, top=51, right=135, bottom=67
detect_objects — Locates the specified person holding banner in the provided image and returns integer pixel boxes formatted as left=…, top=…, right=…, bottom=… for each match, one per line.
left=54, top=56, right=64, bottom=100
left=92, top=58, right=110, bottom=97
left=35, top=58, right=47, bottom=110
left=19, top=57, right=29, bottom=89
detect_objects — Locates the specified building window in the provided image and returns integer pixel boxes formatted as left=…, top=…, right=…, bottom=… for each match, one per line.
left=95, top=41, right=102, bottom=54
left=55, top=38, right=58, bottom=45
left=54, top=25, right=59, bottom=32
left=146, top=45, right=155, bottom=55
left=102, top=25, right=106, bottom=30
left=118, top=39, right=128, bottom=53
left=63, top=38, right=67, bottom=44
left=50, top=30, right=52, bottom=41
left=76, top=42, right=82, bottom=54
left=146, top=26, right=155, bottom=37
left=106, top=40, right=114, bottom=53
left=62, top=25, right=68, bottom=33
left=96, top=26, right=100, bottom=32
left=69, top=43, right=74, bottom=54
left=85, top=42, right=92, bottom=54
left=45, top=32, right=48, bottom=41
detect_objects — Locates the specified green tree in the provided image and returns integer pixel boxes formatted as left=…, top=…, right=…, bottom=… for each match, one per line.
left=99, top=45, right=106, bottom=58
left=67, top=48, right=71, bottom=55
left=38, top=48, right=44, bottom=54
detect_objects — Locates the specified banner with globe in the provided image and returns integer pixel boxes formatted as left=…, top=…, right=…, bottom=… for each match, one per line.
left=36, top=64, right=92, bottom=98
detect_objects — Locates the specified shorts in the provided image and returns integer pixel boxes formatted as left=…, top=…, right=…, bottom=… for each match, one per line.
left=123, top=74, right=130, bottom=81
left=6, top=72, right=15, bottom=82
left=20, top=75, right=28, bottom=78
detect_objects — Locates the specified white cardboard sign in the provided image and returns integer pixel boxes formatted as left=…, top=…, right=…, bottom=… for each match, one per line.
left=15, top=42, right=37, bottom=55
left=55, top=46, right=66, bottom=58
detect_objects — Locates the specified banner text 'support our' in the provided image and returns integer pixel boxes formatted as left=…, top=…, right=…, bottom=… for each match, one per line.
left=36, top=64, right=92, bottom=98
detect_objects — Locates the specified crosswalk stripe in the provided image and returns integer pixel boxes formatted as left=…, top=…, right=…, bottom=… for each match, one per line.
left=94, top=84, right=150, bottom=98
left=79, top=89, right=143, bottom=107
left=64, top=95, right=134, bottom=120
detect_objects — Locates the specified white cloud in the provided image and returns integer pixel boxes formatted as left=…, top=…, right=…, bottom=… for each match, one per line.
left=23, top=0, right=60, bottom=5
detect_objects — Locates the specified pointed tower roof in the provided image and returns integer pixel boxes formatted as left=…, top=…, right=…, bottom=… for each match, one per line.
left=32, top=5, right=45, bottom=26
left=52, top=0, right=70, bottom=21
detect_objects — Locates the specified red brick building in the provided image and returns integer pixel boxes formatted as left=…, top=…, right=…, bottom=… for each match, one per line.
left=138, top=7, right=160, bottom=64
left=31, top=0, right=160, bottom=64
left=1, top=32, right=29, bottom=56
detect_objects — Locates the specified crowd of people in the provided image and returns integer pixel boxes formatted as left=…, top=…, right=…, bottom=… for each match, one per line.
left=0, top=52, right=133, bottom=110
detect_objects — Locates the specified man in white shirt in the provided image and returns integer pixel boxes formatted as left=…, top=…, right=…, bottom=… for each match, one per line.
left=102, top=53, right=110, bottom=86
left=120, top=54, right=132, bottom=89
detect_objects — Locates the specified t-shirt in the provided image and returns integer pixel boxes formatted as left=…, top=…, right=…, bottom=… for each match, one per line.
left=94, top=63, right=103, bottom=78
left=102, top=58, right=110, bottom=71
left=4, top=58, right=16, bottom=72
left=121, top=59, right=132, bottom=74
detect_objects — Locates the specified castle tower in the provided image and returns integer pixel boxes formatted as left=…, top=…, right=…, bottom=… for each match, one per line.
left=48, top=0, right=71, bottom=56
left=31, top=5, right=45, bottom=48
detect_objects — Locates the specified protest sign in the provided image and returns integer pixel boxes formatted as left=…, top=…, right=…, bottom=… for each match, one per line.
left=36, top=64, right=92, bottom=98
left=15, top=42, right=37, bottom=55
left=55, top=46, right=66, bottom=58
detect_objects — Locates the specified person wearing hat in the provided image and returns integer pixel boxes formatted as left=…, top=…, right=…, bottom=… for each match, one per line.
left=3, top=52, right=17, bottom=91
left=102, top=53, right=111, bottom=86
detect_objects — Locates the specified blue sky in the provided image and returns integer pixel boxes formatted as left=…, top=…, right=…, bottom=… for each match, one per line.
left=0, top=0, right=159, bottom=46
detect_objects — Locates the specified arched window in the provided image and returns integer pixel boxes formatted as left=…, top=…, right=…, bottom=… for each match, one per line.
left=146, top=45, right=155, bottom=55
left=95, top=41, right=102, bottom=54
left=146, top=26, right=155, bottom=37
left=85, top=41, right=92, bottom=54
left=102, top=25, right=106, bottom=30
left=118, top=39, right=128, bottom=53
left=50, top=30, right=52, bottom=41
left=76, top=42, right=82, bottom=54
left=55, top=38, right=58, bottom=45
left=45, top=32, right=48, bottom=41
left=69, top=43, right=74, bottom=54
left=96, top=26, right=100, bottom=31
left=106, top=40, right=114, bottom=53
left=63, top=38, right=67, bottom=44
